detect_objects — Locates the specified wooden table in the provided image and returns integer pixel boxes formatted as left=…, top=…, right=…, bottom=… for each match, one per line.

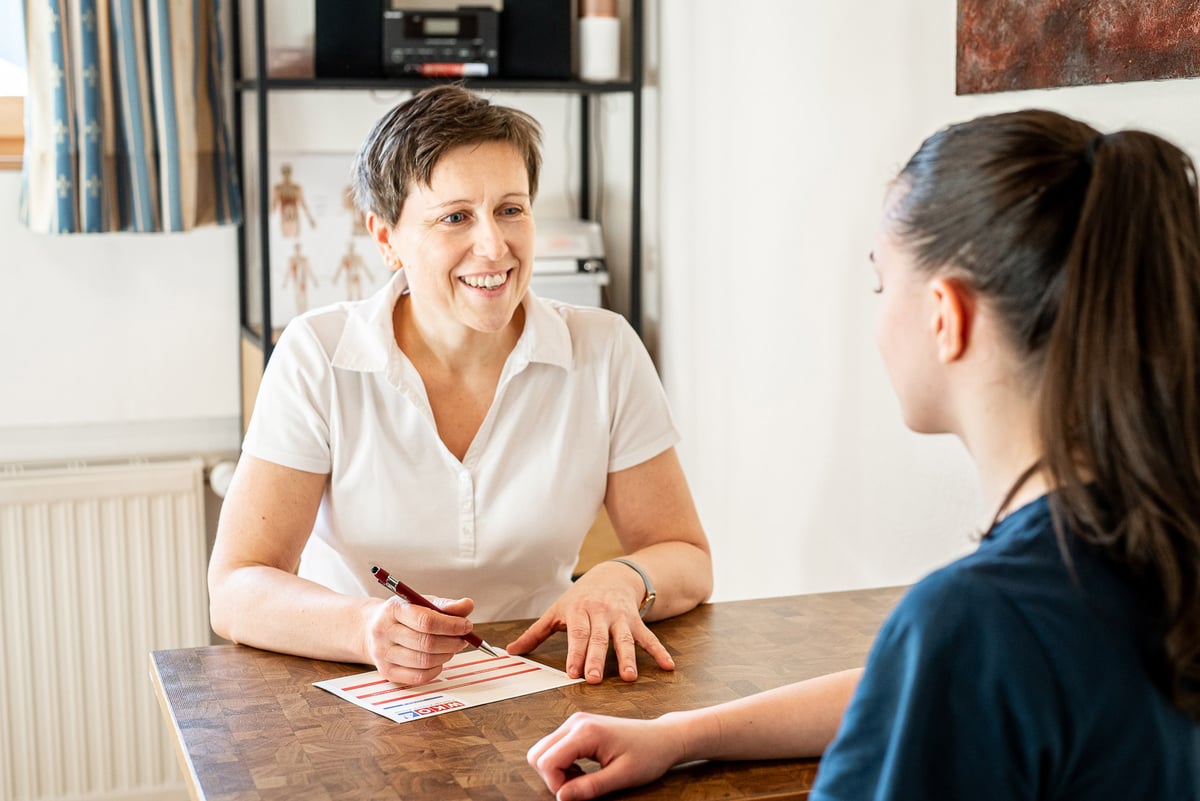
left=151, top=586, right=906, bottom=801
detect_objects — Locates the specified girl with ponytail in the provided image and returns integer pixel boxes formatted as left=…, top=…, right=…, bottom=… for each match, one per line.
left=525, top=109, right=1200, bottom=801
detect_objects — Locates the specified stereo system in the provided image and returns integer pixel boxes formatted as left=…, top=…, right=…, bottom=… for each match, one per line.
left=383, top=7, right=500, bottom=77
left=315, top=1, right=572, bottom=81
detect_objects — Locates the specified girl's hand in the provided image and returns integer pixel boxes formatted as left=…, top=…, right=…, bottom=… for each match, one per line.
left=527, top=711, right=688, bottom=801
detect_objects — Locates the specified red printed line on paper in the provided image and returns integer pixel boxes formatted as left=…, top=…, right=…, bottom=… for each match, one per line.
left=440, top=659, right=528, bottom=682
left=356, top=660, right=525, bottom=699
left=371, top=666, right=542, bottom=706
left=342, top=677, right=391, bottom=692
left=344, top=655, right=509, bottom=696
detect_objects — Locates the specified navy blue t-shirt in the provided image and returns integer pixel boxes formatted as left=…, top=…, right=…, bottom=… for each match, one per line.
left=811, top=495, right=1200, bottom=800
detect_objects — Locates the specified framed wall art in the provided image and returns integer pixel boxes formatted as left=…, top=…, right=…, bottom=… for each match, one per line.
left=957, top=1, right=1200, bottom=94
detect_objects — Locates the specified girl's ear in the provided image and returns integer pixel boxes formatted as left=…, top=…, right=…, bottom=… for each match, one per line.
left=930, top=277, right=974, bottom=363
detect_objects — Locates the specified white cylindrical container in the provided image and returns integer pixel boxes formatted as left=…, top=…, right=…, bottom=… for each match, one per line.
left=578, top=1, right=620, bottom=82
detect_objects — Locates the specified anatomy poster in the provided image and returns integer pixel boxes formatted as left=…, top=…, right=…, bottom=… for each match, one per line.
left=267, top=153, right=385, bottom=325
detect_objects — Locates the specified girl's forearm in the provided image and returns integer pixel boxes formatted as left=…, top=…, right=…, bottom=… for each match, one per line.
left=668, top=667, right=863, bottom=761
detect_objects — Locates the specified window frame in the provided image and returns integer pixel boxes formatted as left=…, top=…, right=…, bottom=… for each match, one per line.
left=0, top=95, right=22, bottom=170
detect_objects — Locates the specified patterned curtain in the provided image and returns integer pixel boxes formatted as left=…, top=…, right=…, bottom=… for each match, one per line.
left=18, top=0, right=241, bottom=233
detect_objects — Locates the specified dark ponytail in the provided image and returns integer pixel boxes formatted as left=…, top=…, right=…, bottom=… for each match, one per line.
left=1042, top=129, right=1200, bottom=715
left=894, top=110, right=1200, bottom=718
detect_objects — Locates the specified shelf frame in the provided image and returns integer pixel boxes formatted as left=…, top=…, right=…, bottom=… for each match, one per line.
left=235, top=0, right=645, bottom=367
left=237, top=77, right=639, bottom=93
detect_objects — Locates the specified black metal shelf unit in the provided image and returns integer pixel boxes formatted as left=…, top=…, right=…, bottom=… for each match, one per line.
left=233, top=0, right=645, bottom=367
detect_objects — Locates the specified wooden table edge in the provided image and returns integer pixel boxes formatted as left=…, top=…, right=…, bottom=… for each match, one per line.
left=149, top=650, right=204, bottom=801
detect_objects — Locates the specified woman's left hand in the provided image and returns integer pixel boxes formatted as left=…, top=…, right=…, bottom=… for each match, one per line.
left=505, top=560, right=675, bottom=683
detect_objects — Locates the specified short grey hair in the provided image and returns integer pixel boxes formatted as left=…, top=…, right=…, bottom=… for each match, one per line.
left=351, top=84, right=543, bottom=225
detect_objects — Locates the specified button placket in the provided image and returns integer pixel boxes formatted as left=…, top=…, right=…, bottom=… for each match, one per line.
left=457, top=467, right=476, bottom=558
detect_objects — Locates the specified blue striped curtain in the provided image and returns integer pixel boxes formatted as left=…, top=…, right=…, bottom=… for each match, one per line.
left=18, top=0, right=241, bottom=233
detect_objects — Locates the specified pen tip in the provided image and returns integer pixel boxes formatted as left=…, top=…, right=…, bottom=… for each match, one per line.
left=370, top=565, right=380, bottom=574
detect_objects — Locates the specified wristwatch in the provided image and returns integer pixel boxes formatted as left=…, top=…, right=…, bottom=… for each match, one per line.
left=608, top=558, right=656, bottom=618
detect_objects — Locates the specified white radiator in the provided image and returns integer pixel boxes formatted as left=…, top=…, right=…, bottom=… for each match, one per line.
left=0, top=458, right=210, bottom=801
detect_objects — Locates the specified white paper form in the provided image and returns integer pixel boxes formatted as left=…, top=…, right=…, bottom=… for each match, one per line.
left=314, top=650, right=583, bottom=723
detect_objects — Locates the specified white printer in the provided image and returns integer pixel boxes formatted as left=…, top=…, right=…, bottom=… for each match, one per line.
left=530, top=218, right=609, bottom=307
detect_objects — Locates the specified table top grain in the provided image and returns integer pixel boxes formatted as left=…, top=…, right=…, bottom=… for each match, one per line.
left=151, top=586, right=907, bottom=801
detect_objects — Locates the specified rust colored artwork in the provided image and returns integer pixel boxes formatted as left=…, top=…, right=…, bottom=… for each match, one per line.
left=957, top=1, right=1200, bottom=94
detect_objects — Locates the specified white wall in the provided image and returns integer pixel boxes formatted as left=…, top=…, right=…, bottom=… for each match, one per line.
left=654, top=0, right=1200, bottom=602
left=0, top=171, right=242, bottom=462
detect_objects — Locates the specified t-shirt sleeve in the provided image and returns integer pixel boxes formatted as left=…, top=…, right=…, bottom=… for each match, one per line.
left=241, top=319, right=334, bottom=475
left=604, top=315, right=680, bottom=473
left=810, top=570, right=1063, bottom=801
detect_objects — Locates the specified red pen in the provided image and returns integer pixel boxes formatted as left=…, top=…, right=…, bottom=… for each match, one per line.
left=371, top=565, right=500, bottom=657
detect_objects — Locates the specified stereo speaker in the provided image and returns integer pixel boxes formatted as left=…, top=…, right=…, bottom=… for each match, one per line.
left=315, top=0, right=385, bottom=79
left=499, top=0, right=572, bottom=80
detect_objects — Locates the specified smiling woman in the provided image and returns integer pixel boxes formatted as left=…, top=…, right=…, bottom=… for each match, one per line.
left=379, top=139, right=536, bottom=355
left=208, top=84, right=713, bottom=695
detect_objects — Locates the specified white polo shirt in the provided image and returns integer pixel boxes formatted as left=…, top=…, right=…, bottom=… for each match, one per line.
left=242, top=270, right=679, bottom=622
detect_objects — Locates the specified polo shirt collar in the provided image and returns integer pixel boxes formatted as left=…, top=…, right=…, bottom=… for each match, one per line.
left=330, top=269, right=573, bottom=372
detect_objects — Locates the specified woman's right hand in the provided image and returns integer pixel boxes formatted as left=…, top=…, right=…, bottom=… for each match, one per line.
left=363, top=594, right=478, bottom=685
left=526, top=711, right=690, bottom=801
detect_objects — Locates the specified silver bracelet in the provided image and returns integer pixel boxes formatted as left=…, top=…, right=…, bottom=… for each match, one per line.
left=608, top=557, right=656, bottom=619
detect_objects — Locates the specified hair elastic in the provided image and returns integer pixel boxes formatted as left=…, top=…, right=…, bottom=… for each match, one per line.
left=1083, top=134, right=1107, bottom=167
